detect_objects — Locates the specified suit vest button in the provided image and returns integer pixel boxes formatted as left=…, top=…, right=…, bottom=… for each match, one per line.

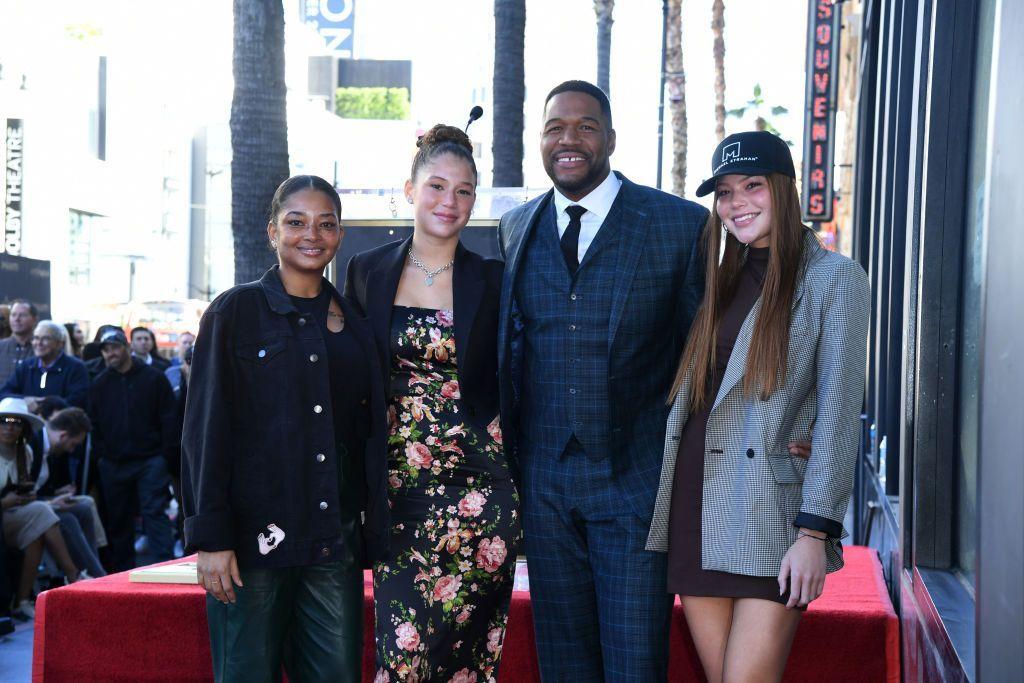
left=746, top=448, right=755, bottom=458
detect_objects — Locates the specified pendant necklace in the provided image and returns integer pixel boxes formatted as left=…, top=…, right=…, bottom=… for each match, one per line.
left=408, top=247, right=455, bottom=286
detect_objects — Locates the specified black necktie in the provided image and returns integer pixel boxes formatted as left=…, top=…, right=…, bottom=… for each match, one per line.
left=560, top=205, right=587, bottom=274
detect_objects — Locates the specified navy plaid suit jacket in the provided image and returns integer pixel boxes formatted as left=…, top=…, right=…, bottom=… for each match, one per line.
left=498, top=174, right=708, bottom=522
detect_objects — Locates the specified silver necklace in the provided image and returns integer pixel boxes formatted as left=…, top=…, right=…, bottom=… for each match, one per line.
left=408, top=247, right=455, bottom=286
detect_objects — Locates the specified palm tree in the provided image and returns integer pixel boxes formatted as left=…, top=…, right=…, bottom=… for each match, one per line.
left=666, top=0, right=687, bottom=197
left=492, top=0, right=526, bottom=188
left=230, top=0, right=289, bottom=285
left=727, top=83, right=790, bottom=141
left=711, top=0, right=726, bottom=141
left=594, top=0, right=615, bottom=96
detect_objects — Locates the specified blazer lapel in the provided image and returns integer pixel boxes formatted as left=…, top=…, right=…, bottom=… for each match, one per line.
left=712, top=297, right=761, bottom=411
left=711, top=235, right=817, bottom=411
left=452, top=242, right=484, bottom=383
left=606, top=179, right=650, bottom=347
left=367, top=237, right=410, bottom=374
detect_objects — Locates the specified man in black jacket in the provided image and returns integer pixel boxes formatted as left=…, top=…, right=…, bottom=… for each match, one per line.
left=89, top=329, right=177, bottom=571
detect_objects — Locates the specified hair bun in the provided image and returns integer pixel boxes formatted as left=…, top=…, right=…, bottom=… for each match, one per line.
left=417, top=124, right=472, bottom=153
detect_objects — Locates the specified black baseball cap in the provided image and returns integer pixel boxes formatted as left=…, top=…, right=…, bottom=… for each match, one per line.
left=99, top=329, right=128, bottom=347
left=695, top=131, right=796, bottom=197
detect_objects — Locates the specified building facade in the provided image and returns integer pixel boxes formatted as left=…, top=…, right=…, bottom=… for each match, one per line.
left=841, top=0, right=1023, bottom=679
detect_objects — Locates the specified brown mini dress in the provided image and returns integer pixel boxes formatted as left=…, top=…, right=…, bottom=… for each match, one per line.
left=666, top=246, right=792, bottom=605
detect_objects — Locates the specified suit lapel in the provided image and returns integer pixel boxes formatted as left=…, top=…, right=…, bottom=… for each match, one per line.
left=367, top=237, right=410, bottom=374
left=498, top=193, right=552, bottom=371
left=606, top=179, right=650, bottom=347
left=452, top=242, right=484, bottom=383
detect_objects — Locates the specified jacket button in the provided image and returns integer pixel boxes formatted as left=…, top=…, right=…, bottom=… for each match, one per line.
left=746, top=448, right=755, bottom=459
left=309, top=353, right=318, bottom=363
left=298, top=317, right=307, bottom=326
left=568, top=324, right=576, bottom=331
left=319, top=501, right=328, bottom=510
left=313, top=405, right=323, bottom=414
left=360, top=398, right=368, bottom=405
left=258, top=349, right=266, bottom=358
left=316, top=453, right=325, bottom=463
left=570, top=293, right=578, bottom=301
left=321, top=547, right=329, bottom=556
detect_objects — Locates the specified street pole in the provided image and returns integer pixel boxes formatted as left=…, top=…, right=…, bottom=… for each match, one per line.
left=656, top=0, right=668, bottom=189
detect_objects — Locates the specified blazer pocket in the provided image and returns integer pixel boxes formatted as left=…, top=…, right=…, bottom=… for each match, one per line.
left=767, top=452, right=805, bottom=484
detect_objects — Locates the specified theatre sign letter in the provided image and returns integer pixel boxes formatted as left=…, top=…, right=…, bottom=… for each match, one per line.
left=3, top=119, right=23, bottom=256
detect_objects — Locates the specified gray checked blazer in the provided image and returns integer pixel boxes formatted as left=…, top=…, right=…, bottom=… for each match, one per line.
left=646, top=230, right=870, bottom=577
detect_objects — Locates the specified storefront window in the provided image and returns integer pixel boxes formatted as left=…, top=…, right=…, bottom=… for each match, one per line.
left=956, top=0, right=996, bottom=588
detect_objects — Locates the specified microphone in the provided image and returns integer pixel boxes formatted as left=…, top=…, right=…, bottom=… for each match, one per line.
left=465, top=106, right=484, bottom=133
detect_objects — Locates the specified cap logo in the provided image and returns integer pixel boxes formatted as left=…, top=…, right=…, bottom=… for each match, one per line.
left=722, top=142, right=741, bottom=163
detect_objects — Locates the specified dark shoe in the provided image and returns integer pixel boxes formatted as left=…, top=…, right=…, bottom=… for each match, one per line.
left=0, top=616, right=15, bottom=636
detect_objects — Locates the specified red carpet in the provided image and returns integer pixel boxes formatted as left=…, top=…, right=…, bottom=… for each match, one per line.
left=32, top=546, right=897, bottom=682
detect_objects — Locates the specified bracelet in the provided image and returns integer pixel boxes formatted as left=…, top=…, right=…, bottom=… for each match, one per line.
left=798, top=532, right=827, bottom=542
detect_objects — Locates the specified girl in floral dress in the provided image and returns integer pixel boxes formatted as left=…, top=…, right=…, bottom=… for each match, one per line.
left=345, top=125, right=520, bottom=682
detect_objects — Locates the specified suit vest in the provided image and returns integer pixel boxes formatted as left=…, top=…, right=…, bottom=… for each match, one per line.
left=515, top=197, right=624, bottom=460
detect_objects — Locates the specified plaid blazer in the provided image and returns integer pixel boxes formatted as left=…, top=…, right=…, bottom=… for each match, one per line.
left=646, top=231, right=870, bottom=576
left=498, top=174, right=707, bottom=521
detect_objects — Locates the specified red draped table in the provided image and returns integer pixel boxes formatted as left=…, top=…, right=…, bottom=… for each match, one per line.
left=32, top=545, right=897, bottom=682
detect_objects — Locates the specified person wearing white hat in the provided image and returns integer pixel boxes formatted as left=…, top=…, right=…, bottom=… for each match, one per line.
left=0, top=397, right=85, bottom=620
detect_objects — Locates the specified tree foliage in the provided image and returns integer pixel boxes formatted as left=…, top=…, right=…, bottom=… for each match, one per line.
left=334, top=87, right=410, bottom=120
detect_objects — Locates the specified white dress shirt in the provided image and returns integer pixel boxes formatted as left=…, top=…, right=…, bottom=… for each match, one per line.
left=552, top=171, right=623, bottom=264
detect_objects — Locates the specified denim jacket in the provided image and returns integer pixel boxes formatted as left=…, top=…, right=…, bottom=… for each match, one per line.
left=181, top=267, right=389, bottom=569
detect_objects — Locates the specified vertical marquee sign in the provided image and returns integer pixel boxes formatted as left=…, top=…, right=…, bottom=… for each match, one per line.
left=3, top=119, right=23, bottom=255
left=801, top=1, right=842, bottom=222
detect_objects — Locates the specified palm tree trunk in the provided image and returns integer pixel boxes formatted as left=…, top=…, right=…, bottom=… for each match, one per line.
left=230, top=0, right=289, bottom=285
left=667, top=0, right=687, bottom=197
left=492, top=0, right=526, bottom=188
left=711, top=0, right=726, bottom=141
left=595, top=0, right=615, bottom=96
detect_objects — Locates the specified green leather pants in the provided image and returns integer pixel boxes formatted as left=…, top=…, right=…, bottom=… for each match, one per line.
left=206, top=552, right=364, bottom=683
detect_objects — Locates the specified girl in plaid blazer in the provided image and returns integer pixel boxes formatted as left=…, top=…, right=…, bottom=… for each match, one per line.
left=646, top=132, right=870, bottom=682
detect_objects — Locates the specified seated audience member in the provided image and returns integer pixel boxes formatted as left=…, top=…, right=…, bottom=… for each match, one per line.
left=64, top=323, right=86, bottom=358
left=89, top=329, right=176, bottom=571
left=130, top=326, right=170, bottom=372
left=0, top=320, right=89, bottom=410
left=82, top=324, right=122, bottom=379
left=29, top=406, right=106, bottom=578
left=1, top=398, right=85, bottom=620
left=164, top=330, right=194, bottom=393
left=0, top=301, right=38, bottom=387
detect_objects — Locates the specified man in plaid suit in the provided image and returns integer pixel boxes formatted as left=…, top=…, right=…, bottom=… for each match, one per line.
left=498, top=81, right=708, bottom=681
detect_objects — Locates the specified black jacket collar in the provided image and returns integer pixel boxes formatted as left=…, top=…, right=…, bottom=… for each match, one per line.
left=365, top=237, right=486, bottom=384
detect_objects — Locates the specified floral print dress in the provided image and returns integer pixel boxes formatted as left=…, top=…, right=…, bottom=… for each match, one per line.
left=374, top=306, right=521, bottom=683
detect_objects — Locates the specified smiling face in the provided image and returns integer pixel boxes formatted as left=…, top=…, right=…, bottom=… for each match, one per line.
left=541, top=90, right=616, bottom=201
left=715, top=174, right=773, bottom=248
left=405, top=152, right=476, bottom=241
left=267, top=188, right=342, bottom=276
left=31, top=325, right=62, bottom=364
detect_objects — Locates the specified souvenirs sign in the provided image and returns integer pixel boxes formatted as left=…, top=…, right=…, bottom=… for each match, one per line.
left=801, top=1, right=842, bottom=221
